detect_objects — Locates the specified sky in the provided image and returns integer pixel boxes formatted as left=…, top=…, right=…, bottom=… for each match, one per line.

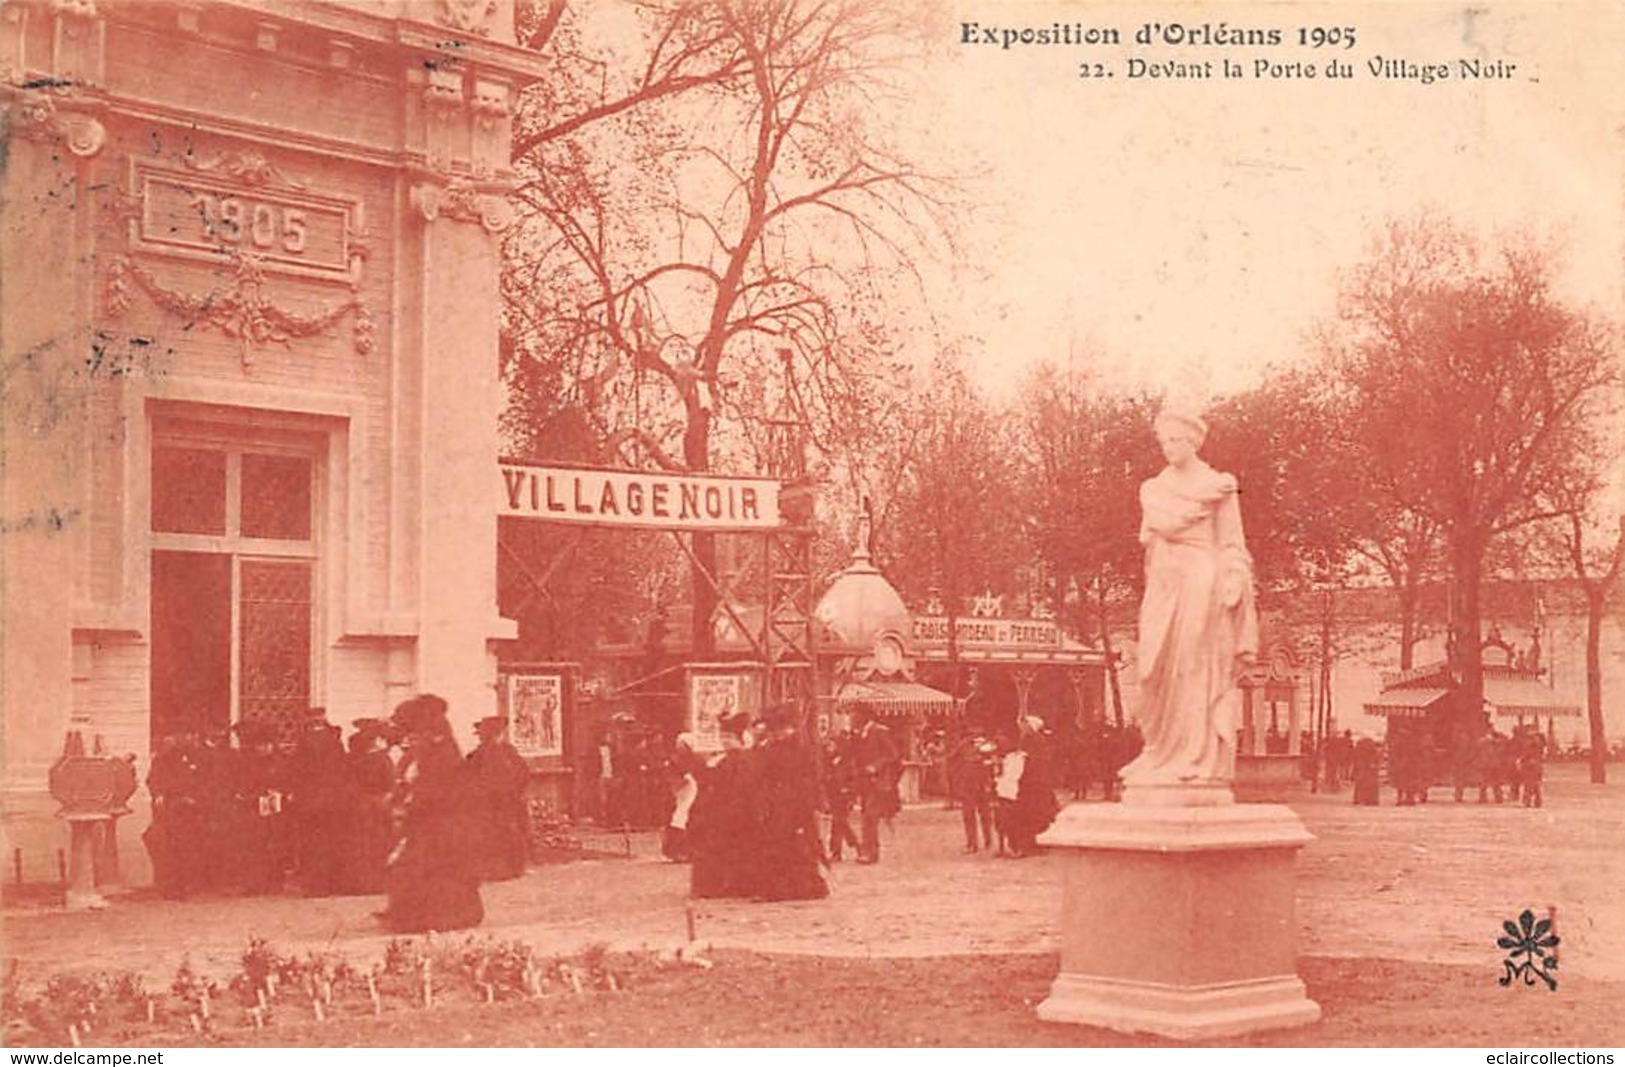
left=890, top=1, right=1625, bottom=402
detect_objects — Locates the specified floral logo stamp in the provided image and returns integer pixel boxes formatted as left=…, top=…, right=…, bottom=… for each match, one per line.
left=1498, top=909, right=1559, bottom=991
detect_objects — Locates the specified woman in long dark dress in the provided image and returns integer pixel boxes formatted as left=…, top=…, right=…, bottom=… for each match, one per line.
left=751, top=706, right=828, bottom=901
left=380, top=694, right=484, bottom=933
left=1009, top=717, right=1060, bottom=857
left=688, top=712, right=759, bottom=899
left=1351, top=737, right=1382, bottom=806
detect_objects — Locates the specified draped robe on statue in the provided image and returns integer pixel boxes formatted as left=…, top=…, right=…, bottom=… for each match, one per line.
left=1121, top=460, right=1258, bottom=790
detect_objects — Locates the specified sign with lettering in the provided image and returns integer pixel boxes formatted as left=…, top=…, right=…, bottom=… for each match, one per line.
left=131, top=163, right=361, bottom=281
left=499, top=462, right=781, bottom=531
left=910, top=616, right=1063, bottom=649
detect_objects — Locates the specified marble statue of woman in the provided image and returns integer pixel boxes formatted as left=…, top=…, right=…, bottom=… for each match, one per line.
left=1120, top=406, right=1258, bottom=802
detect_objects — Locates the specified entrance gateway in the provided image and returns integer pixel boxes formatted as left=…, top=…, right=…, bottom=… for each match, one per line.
left=499, top=463, right=781, bottom=529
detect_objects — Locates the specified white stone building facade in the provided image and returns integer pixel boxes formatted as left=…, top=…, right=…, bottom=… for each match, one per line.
left=2, top=0, right=537, bottom=880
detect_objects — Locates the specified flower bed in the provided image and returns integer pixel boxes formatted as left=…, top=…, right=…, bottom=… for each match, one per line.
left=3, top=934, right=671, bottom=1047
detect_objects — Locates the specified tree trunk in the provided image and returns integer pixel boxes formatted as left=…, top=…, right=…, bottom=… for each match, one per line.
left=685, top=403, right=716, bottom=657
left=1447, top=537, right=1486, bottom=745
left=1397, top=582, right=1418, bottom=671
left=1586, top=589, right=1607, bottom=785
left=1318, top=589, right=1334, bottom=743
left=1096, top=576, right=1124, bottom=728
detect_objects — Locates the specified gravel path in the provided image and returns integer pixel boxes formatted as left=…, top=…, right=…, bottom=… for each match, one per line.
left=5, top=765, right=1619, bottom=985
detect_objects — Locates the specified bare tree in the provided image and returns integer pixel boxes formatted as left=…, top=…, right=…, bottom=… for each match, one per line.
left=504, top=0, right=956, bottom=653
left=1210, top=368, right=1444, bottom=673
left=1014, top=359, right=1154, bottom=726
left=882, top=360, right=1026, bottom=689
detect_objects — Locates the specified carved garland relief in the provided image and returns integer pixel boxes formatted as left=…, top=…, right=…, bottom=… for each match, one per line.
left=106, top=254, right=374, bottom=367
left=104, top=144, right=375, bottom=368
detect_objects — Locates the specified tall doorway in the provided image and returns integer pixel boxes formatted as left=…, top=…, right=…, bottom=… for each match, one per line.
left=148, top=433, right=319, bottom=747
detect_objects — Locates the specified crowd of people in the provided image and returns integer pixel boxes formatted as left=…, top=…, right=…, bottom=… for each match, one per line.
left=673, top=703, right=846, bottom=902
left=1313, top=721, right=1549, bottom=809
left=945, top=717, right=1062, bottom=857
left=143, top=708, right=394, bottom=899
left=142, top=698, right=531, bottom=931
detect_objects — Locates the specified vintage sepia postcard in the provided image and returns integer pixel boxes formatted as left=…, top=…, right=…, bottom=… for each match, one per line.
left=2, top=0, right=1622, bottom=1051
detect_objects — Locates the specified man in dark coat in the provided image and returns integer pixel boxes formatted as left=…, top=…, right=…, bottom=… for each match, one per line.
left=1515, top=725, right=1546, bottom=808
left=342, top=719, right=395, bottom=894
left=848, top=704, right=900, bottom=865
left=751, top=705, right=828, bottom=901
left=467, top=715, right=531, bottom=882
left=821, top=731, right=860, bottom=862
left=291, top=707, right=348, bottom=895
left=380, top=694, right=484, bottom=933
left=1351, top=736, right=1382, bottom=805
left=143, top=734, right=202, bottom=898
left=192, top=728, right=241, bottom=893
left=235, top=720, right=294, bottom=894
left=948, top=733, right=996, bottom=853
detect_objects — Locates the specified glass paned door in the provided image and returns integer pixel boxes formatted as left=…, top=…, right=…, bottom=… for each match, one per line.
left=238, top=559, right=313, bottom=741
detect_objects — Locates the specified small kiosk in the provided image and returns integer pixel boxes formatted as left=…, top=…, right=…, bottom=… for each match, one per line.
left=811, top=522, right=956, bottom=800
left=1363, top=634, right=1580, bottom=782
left=1234, top=645, right=1310, bottom=801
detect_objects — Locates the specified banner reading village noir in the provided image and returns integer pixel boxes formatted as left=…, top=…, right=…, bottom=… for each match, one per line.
left=498, top=462, right=783, bottom=531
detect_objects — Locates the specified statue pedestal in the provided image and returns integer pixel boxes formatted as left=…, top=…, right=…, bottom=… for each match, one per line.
left=63, top=817, right=110, bottom=911
left=1037, top=801, right=1320, bottom=1041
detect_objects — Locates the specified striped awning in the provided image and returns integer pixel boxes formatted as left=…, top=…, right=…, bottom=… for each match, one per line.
left=1363, top=678, right=1581, bottom=719
left=1485, top=676, right=1582, bottom=717
left=835, top=679, right=958, bottom=716
left=1363, top=687, right=1450, bottom=719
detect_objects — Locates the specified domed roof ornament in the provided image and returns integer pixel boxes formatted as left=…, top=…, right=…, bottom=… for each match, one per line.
left=813, top=498, right=910, bottom=649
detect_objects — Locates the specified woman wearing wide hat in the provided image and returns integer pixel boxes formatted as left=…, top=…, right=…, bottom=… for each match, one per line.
left=378, top=694, right=484, bottom=933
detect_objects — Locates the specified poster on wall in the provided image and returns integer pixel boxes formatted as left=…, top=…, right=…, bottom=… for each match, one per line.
left=688, top=674, right=742, bottom=753
left=508, top=674, right=564, bottom=757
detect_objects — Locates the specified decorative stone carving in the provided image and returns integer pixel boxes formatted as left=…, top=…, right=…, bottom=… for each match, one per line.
left=104, top=257, right=132, bottom=316
left=182, top=149, right=307, bottom=189
left=410, top=179, right=513, bottom=234
left=423, top=66, right=464, bottom=111
left=105, top=254, right=373, bottom=366
left=8, top=91, right=105, bottom=157
left=58, top=111, right=103, bottom=156
left=435, top=0, right=497, bottom=36
left=348, top=225, right=373, bottom=284
left=470, top=80, right=509, bottom=129
left=421, top=65, right=466, bottom=173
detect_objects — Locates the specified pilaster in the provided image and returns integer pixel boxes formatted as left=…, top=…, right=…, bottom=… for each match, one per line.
left=1, top=80, right=109, bottom=804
